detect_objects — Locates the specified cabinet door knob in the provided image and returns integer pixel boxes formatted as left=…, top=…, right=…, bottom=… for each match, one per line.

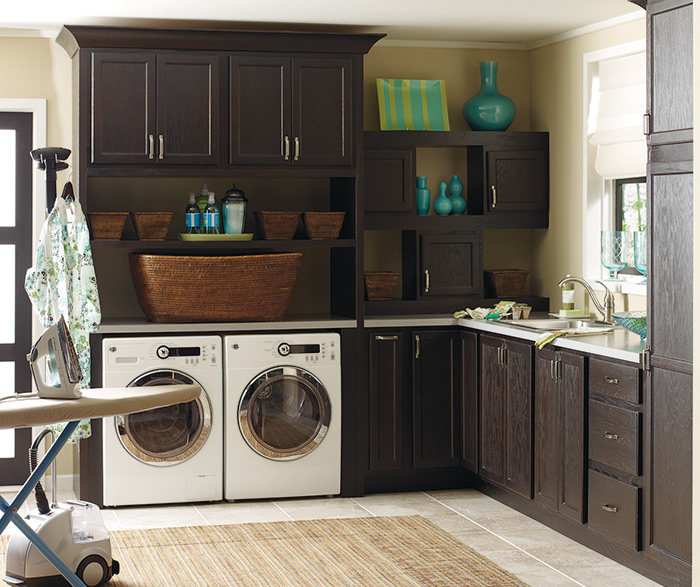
left=602, top=504, right=619, bottom=513
left=603, top=431, right=619, bottom=441
left=491, top=185, right=497, bottom=208
left=604, top=376, right=619, bottom=385
left=424, top=269, right=430, bottom=293
left=284, top=136, right=290, bottom=160
left=415, top=334, right=420, bottom=359
left=375, top=335, right=399, bottom=341
left=158, top=134, right=164, bottom=160
left=294, top=136, right=301, bottom=161
left=148, top=134, right=154, bottom=160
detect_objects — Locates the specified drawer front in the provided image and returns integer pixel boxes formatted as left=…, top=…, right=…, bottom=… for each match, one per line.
left=589, top=358, right=641, bottom=404
left=589, top=401, right=641, bottom=476
left=588, top=470, right=640, bottom=550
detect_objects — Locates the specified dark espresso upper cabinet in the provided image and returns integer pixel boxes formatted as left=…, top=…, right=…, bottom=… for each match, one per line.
left=91, top=52, right=221, bottom=165
left=230, top=55, right=353, bottom=167
left=485, top=149, right=548, bottom=214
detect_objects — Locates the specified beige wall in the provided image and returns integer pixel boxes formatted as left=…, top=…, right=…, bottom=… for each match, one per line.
left=529, top=19, right=646, bottom=312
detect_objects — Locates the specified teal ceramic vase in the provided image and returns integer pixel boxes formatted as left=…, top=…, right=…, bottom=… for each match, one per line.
left=463, top=61, right=516, bottom=131
left=447, top=175, right=466, bottom=215
left=433, top=182, right=452, bottom=216
left=416, top=176, right=431, bottom=216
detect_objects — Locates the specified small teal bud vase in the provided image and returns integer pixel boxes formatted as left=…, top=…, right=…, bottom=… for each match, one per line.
left=463, top=61, right=516, bottom=131
left=416, top=176, right=431, bottom=216
left=433, top=182, right=453, bottom=216
left=447, top=175, right=466, bottom=215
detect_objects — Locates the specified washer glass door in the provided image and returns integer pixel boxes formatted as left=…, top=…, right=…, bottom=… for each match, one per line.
left=239, top=366, right=331, bottom=460
left=117, top=370, right=211, bottom=466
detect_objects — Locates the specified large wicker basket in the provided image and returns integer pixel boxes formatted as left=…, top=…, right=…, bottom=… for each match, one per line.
left=484, top=269, right=529, bottom=298
left=129, top=253, right=302, bottom=323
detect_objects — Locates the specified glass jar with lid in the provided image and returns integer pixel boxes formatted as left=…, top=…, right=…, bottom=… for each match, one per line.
left=221, top=183, right=248, bottom=235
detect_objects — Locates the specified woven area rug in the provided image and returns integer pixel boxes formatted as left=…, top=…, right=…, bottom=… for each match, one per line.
left=1, top=515, right=527, bottom=586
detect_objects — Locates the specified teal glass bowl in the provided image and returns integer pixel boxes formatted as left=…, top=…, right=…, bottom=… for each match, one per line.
left=612, top=311, right=647, bottom=340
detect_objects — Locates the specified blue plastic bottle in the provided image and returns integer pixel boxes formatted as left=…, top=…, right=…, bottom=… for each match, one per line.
left=185, top=193, right=201, bottom=234
left=203, top=192, right=220, bottom=235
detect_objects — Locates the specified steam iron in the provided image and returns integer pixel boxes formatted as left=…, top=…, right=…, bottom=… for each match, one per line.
left=26, top=316, right=82, bottom=399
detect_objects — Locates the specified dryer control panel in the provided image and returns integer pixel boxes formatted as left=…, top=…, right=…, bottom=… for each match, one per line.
left=225, top=333, right=340, bottom=369
left=103, top=336, right=221, bottom=371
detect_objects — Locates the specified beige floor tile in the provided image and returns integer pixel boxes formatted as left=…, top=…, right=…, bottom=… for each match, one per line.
left=273, top=496, right=373, bottom=520
left=195, top=500, right=291, bottom=525
left=111, top=504, right=206, bottom=530
left=565, top=562, right=661, bottom=587
left=99, top=508, right=122, bottom=532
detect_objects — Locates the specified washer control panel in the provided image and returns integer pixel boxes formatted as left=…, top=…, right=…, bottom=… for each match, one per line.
left=103, top=336, right=221, bottom=370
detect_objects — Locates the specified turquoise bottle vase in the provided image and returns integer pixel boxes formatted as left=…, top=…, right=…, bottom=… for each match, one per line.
left=433, top=182, right=453, bottom=216
left=416, top=177, right=430, bottom=216
left=463, top=61, right=516, bottom=131
left=447, top=175, right=466, bottom=215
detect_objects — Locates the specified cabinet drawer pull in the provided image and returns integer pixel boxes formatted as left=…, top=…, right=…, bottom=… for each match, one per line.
left=415, top=334, right=420, bottom=359
left=603, top=431, right=619, bottom=441
left=501, top=344, right=507, bottom=367
left=602, top=504, right=619, bottom=513
left=375, top=335, right=398, bottom=341
left=550, top=359, right=555, bottom=380
left=158, top=134, right=164, bottom=160
left=424, top=269, right=430, bottom=293
left=604, top=376, right=619, bottom=385
left=148, top=134, right=154, bottom=160
left=491, top=185, right=497, bottom=208
left=284, top=136, right=290, bottom=160
left=294, top=136, right=300, bottom=161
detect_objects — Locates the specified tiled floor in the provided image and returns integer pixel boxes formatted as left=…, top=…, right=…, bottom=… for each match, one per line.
left=1, top=487, right=660, bottom=587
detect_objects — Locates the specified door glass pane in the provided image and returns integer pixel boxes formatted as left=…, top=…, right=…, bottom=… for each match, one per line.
left=0, top=362, right=15, bottom=458
left=0, top=130, right=16, bottom=227
left=0, top=245, right=14, bottom=343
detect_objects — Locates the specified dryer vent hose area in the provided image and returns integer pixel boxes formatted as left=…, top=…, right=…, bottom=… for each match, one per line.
left=28, top=428, right=52, bottom=515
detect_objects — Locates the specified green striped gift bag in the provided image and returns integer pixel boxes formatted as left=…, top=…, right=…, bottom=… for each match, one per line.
left=376, top=78, right=450, bottom=131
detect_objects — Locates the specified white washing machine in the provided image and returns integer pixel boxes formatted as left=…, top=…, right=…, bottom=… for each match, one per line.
left=101, top=335, right=223, bottom=506
left=224, top=333, right=341, bottom=500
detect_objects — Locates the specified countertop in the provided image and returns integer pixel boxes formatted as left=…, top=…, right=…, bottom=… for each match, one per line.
left=365, top=314, right=646, bottom=365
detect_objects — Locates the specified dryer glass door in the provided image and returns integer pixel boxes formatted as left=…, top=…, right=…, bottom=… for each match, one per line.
left=117, top=370, right=212, bottom=466
left=239, top=366, right=331, bottom=461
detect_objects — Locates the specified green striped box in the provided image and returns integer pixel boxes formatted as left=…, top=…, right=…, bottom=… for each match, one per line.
left=376, top=78, right=450, bottom=131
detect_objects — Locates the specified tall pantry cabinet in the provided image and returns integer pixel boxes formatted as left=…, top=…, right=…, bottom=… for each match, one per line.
left=645, top=0, right=693, bottom=581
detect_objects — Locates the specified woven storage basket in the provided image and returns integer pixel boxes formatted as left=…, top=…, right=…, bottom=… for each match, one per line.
left=88, top=212, right=129, bottom=240
left=365, top=271, right=400, bottom=301
left=303, top=211, right=346, bottom=240
left=131, top=212, right=173, bottom=240
left=254, top=211, right=301, bottom=240
left=484, top=269, right=529, bottom=298
left=129, top=253, right=302, bottom=323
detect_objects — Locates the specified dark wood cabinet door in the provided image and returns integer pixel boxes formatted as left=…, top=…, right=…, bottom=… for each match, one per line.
left=534, top=347, right=559, bottom=512
left=479, top=335, right=506, bottom=486
left=229, top=55, right=291, bottom=165
left=460, top=330, right=478, bottom=473
left=292, top=57, right=353, bottom=167
left=558, top=351, right=586, bottom=524
left=647, top=0, right=693, bottom=145
left=504, top=339, right=533, bottom=499
left=91, top=52, right=156, bottom=164
left=420, top=232, right=482, bottom=298
left=368, top=331, right=405, bottom=472
left=364, top=149, right=415, bottom=213
left=157, top=54, right=221, bottom=165
left=486, top=149, right=547, bottom=214
left=412, top=330, right=460, bottom=469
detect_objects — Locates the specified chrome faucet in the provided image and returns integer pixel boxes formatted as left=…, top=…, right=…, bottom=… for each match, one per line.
left=557, top=276, right=615, bottom=324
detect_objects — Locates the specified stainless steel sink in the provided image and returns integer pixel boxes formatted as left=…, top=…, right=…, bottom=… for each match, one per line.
left=505, top=318, right=613, bottom=333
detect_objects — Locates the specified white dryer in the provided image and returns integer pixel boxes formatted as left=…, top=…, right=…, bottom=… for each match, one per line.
left=224, top=333, right=341, bottom=500
left=101, top=335, right=223, bottom=506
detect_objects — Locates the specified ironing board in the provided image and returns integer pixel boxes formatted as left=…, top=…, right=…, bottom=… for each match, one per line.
left=0, top=384, right=201, bottom=587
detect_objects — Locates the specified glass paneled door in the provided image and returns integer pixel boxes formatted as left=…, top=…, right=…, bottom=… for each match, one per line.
left=0, top=112, right=34, bottom=485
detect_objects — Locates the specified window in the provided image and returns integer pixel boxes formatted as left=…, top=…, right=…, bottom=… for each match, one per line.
left=615, top=177, right=647, bottom=233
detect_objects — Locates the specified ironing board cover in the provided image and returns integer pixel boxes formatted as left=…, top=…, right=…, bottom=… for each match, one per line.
left=24, top=190, right=101, bottom=440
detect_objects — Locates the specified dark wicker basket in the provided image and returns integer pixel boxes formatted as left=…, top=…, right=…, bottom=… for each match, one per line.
left=254, top=211, right=301, bottom=240
left=129, top=253, right=303, bottom=323
left=365, top=271, right=400, bottom=301
left=303, top=211, right=346, bottom=240
left=131, top=211, right=173, bottom=240
left=484, top=269, right=529, bottom=298
left=88, top=212, right=128, bottom=240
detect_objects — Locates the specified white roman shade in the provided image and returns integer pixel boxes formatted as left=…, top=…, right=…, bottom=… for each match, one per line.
left=589, top=51, right=646, bottom=179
